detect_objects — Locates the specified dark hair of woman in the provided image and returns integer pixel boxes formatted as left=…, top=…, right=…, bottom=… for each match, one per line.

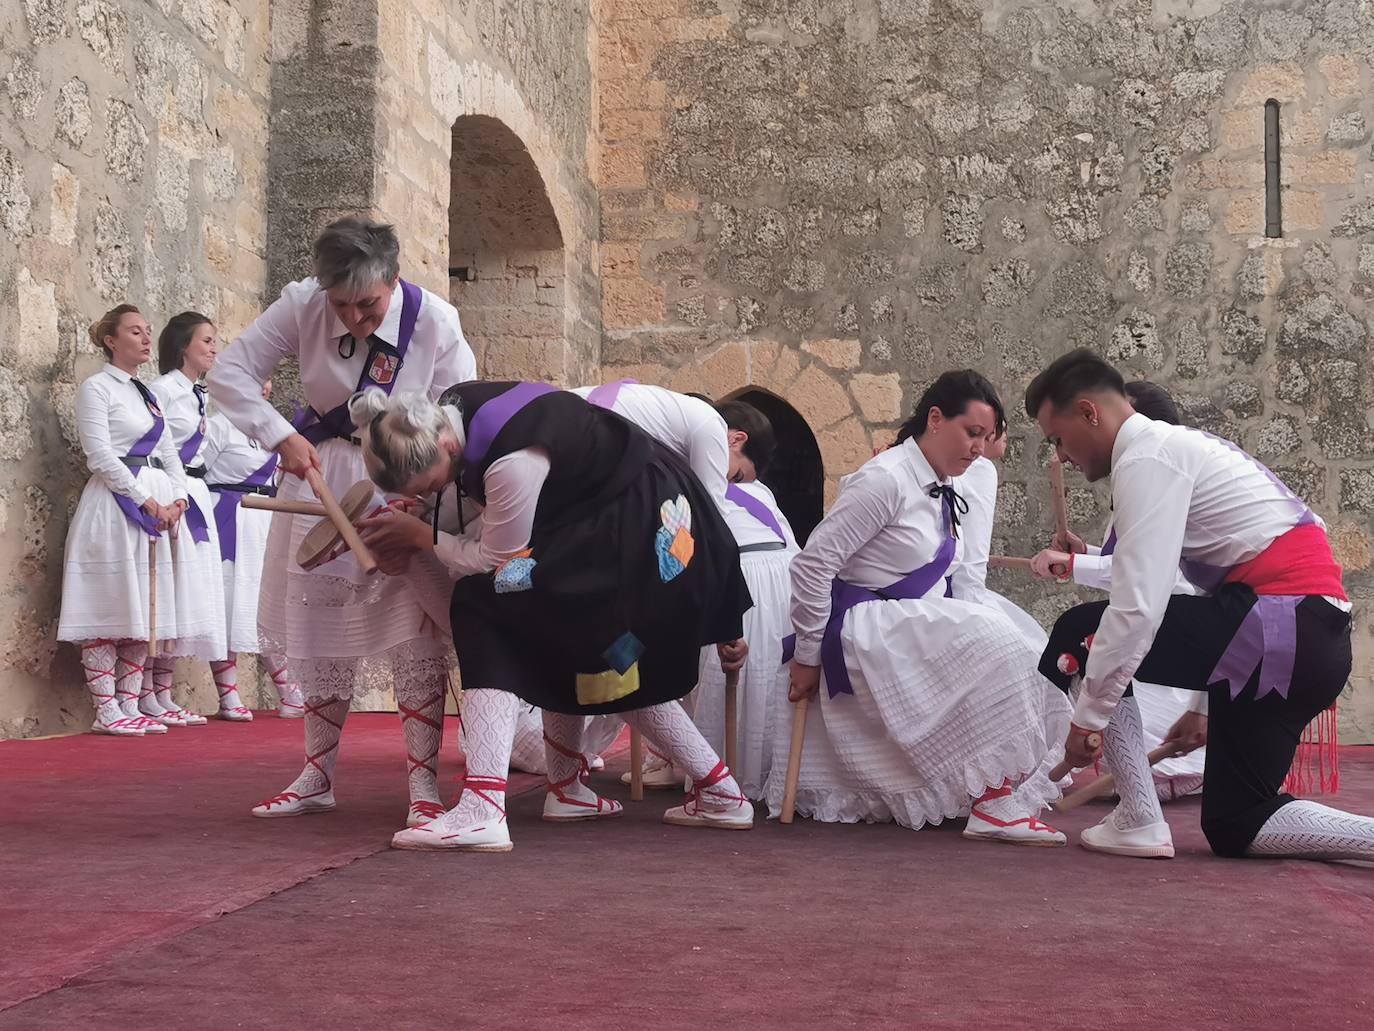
left=894, top=369, right=1006, bottom=447
left=158, top=310, right=212, bottom=375
left=716, top=399, right=777, bottom=476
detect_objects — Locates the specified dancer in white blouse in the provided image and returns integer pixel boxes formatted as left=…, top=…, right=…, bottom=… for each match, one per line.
left=148, top=313, right=233, bottom=722
left=1028, top=380, right=1206, bottom=803
left=1026, top=349, right=1368, bottom=862
left=58, top=305, right=189, bottom=736
left=776, top=371, right=1071, bottom=842
left=207, top=218, right=476, bottom=828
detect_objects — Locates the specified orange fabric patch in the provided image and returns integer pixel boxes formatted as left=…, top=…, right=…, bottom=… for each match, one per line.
left=669, top=527, right=694, bottom=568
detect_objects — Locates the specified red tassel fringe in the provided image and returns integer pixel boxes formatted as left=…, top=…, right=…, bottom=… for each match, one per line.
left=1281, top=703, right=1340, bottom=797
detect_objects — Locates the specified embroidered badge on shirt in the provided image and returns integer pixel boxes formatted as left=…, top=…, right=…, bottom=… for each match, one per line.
left=368, top=350, right=400, bottom=385
left=655, top=494, right=694, bottom=582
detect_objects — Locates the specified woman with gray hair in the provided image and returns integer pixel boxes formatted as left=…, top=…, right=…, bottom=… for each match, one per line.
left=208, top=216, right=476, bottom=830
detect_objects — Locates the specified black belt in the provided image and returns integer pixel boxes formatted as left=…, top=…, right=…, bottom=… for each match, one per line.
left=740, top=541, right=787, bottom=554
left=209, top=482, right=278, bottom=497
left=122, top=456, right=164, bottom=470
left=185, top=465, right=207, bottom=478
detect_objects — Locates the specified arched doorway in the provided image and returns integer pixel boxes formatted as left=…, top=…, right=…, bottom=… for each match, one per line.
left=726, top=387, right=825, bottom=545
left=449, top=115, right=566, bottom=381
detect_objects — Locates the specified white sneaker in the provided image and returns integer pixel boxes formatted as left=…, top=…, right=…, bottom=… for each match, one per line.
left=663, top=797, right=754, bottom=830
left=391, top=807, right=513, bottom=852
left=216, top=706, right=254, bottom=722
left=543, top=785, right=624, bottom=823
left=142, top=705, right=187, bottom=727
left=174, top=707, right=209, bottom=726
left=251, top=788, right=337, bottom=818
left=406, top=800, right=447, bottom=828
left=1080, top=811, right=1175, bottom=859
left=91, top=705, right=145, bottom=736
left=119, top=703, right=167, bottom=734
left=277, top=702, right=305, bottom=719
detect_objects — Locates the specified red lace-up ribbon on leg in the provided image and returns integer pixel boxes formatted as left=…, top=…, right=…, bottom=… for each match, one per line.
left=685, top=761, right=747, bottom=816
left=399, top=694, right=444, bottom=782
left=442, top=776, right=508, bottom=838
left=543, top=731, right=619, bottom=814
left=970, top=784, right=1059, bottom=834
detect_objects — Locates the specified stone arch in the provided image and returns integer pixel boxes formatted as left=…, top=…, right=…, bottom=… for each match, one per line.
left=449, top=115, right=566, bottom=381
left=723, top=386, right=826, bottom=545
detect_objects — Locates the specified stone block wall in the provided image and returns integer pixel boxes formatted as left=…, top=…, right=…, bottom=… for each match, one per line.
left=0, top=0, right=273, bottom=737
left=596, top=1, right=1374, bottom=738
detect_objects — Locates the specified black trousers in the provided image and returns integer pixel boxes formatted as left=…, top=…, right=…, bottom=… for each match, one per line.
left=1040, top=586, right=1352, bottom=857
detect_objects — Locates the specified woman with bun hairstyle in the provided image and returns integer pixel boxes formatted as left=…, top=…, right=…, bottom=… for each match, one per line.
left=57, top=305, right=189, bottom=736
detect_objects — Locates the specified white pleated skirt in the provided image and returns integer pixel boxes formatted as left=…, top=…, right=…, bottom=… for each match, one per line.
left=764, top=594, right=1071, bottom=828
left=256, top=438, right=455, bottom=704
left=221, top=501, right=272, bottom=654
left=693, top=547, right=792, bottom=798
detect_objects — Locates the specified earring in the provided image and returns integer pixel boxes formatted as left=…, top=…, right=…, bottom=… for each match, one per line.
left=1090, top=418, right=1099, bottom=427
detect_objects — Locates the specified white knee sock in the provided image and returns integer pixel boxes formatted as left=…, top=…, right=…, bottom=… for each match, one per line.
left=279, top=697, right=349, bottom=799
left=508, top=706, right=548, bottom=774
left=449, top=689, right=519, bottom=824
left=81, top=641, right=123, bottom=725
left=114, top=644, right=148, bottom=720
left=398, top=683, right=445, bottom=808
left=211, top=656, right=249, bottom=714
left=1103, top=696, right=1165, bottom=829
left=266, top=653, right=303, bottom=710
left=1248, top=799, right=1374, bottom=862
left=620, top=702, right=744, bottom=811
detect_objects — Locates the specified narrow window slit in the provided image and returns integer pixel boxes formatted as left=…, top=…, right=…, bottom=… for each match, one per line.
left=1264, top=99, right=1282, bottom=238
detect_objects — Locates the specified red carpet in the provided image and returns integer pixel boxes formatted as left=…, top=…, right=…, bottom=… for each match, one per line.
left=3, top=717, right=1373, bottom=1028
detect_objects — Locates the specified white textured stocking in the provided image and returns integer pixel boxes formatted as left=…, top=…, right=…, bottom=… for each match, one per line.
left=114, top=644, right=149, bottom=723
left=81, top=641, right=123, bottom=725
left=508, top=706, right=548, bottom=774
left=211, top=656, right=250, bottom=715
left=449, top=689, right=519, bottom=825
left=267, top=653, right=304, bottom=711
left=620, top=702, right=744, bottom=810
left=542, top=711, right=599, bottom=806
left=398, top=682, right=445, bottom=812
left=151, top=656, right=182, bottom=713
left=1248, top=800, right=1374, bottom=862
left=277, top=697, right=348, bottom=799
left=1102, top=696, right=1165, bottom=830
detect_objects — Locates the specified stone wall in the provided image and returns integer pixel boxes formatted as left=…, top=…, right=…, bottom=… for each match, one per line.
left=374, top=0, right=602, bottom=386
left=596, top=0, right=1374, bottom=738
left=0, top=0, right=273, bottom=737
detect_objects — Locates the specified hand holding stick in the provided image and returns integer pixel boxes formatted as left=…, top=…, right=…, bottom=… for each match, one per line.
left=305, top=468, right=378, bottom=575
left=1055, top=742, right=1190, bottom=812
left=1047, top=731, right=1103, bottom=783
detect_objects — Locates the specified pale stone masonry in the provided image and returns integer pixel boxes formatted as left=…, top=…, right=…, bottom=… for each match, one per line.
left=0, top=0, right=1370, bottom=738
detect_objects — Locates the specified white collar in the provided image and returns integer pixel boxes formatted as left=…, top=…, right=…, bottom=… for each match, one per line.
left=899, top=436, right=947, bottom=492
left=443, top=404, right=466, bottom=449
left=1111, top=412, right=1151, bottom=470
left=168, top=368, right=198, bottom=394
left=103, top=363, right=134, bottom=384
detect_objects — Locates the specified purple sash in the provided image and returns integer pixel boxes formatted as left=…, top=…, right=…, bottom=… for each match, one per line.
left=293, top=279, right=423, bottom=446
left=170, top=387, right=211, bottom=543
left=1208, top=594, right=1302, bottom=702
left=113, top=383, right=166, bottom=539
left=725, top=483, right=785, bottom=543
left=211, top=453, right=279, bottom=562
left=782, top=491, right=959, bottom=698
left=460, top=383, right=558, bottom=500
left=1101, top=527, right=1117, bottom=556
left=586, top=379, right=636, bottom=410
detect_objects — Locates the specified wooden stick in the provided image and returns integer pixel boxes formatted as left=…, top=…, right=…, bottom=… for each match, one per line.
left=1046, top=731, right=1104, bottom=783
left=1049, top=456, right=1070, bottom=542
left=1056, top=742, right=1189, bottom=813
left=305, top=468, right=378, bottom=575
left=242, top=495, right=328, bottom=516
left=723, top=668, right=739, bottom=774
left=147, top=537, right=158, bottom=658
left=629, top=727, right=644, bottom=801
left=779, top=697, right=810, bottom=825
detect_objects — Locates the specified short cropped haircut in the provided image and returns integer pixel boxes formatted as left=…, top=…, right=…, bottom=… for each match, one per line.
left=313, top=217, right=401, bottom=295
left=1024, top=348, right=1126, bottom=417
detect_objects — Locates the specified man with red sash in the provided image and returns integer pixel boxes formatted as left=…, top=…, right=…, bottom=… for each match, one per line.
left=1027, top=349, right=1367, bottom=862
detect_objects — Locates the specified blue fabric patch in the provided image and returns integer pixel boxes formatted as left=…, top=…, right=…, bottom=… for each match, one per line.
left=494, top=556, right=536, bottom=593
left=602, top=632, right=645, bottom=676
left=655, top=525, right=685, bottom=582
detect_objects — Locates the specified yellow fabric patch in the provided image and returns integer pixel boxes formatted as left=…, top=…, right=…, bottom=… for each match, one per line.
left=669, top=526, right=694, bottom=567
left=575, top=663, right=641, bottom=706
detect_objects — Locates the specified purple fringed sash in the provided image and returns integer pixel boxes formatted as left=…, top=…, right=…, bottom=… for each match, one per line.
left=293, top=279, right=423, bottom=446
left=211, top=453, right=279, bottom=562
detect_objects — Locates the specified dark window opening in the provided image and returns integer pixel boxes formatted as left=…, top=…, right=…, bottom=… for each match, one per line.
left=729, top=388, right=825, bottom=546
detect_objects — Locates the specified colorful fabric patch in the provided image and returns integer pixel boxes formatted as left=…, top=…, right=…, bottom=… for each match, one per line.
left=602, top=632, right=645, bottom=676
left=656, top=494, right=694, bottom=582
left=576, top=663, right=641, bottom=706
left=494, top=549, right=535, bottom=593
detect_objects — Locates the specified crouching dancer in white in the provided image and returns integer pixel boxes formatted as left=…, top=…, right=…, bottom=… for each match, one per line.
left=775, top=370, right=1071, bottom=843
left=207, top=218, right=476, bottom=827
left=349, top=383, right=754, bottom=852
